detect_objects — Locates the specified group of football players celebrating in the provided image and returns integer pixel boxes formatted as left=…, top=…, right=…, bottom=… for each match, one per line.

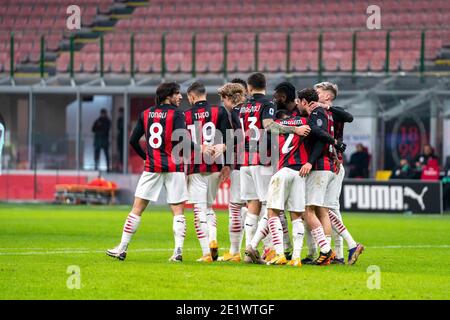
left=107, top=72, right=364, bottom=267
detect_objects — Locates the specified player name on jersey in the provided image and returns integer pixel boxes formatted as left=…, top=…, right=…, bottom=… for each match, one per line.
left=240, top=104, right=261, bottom=114
left=148, top=111, right=168, bottom=119
left=278, top=118, right=305, bottom=126
left=193, top=111, right=210, bottom=120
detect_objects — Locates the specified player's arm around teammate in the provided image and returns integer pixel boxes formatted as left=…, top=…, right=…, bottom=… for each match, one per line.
left=297, top=88, right=337, bottom=265
left=312, top=82, right=364, bottom=265
left=265, top=113, right=310, bottom=266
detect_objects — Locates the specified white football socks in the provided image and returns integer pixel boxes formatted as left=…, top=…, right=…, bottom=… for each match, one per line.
left=328, top=209, right=357, bottom=249
left=250, top=210, right=269, bottom=250
left=206, top=207, right=217, bottom=243
left=194, top=204, right=210, bottom=256
left=311, top=226, right=331, bottom=253
left=228, top=202, right=243, bottom=255
left=173, top=215, right=186, bottom=256
left=279, top=212, right=292, bottom=252
left=304, top=222, right=318, bottom=257
left=291, top=218, right=305, bottom=260
left=268, top=216, right=284, bottom=255
left=333, top=229, right=344, bottom=259
left=244, top=211, right=258, bottom=248
left=119, top=212, right=141, bottom=251
left=239, top=206, right=247, bottom=252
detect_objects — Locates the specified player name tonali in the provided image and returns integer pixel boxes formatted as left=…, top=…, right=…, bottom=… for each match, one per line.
left=240, top=104, right=261, bottom=113
left=149, top=111, right=167, bottom=118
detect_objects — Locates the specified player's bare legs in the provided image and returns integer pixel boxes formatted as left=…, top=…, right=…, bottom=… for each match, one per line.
left=106, top=197, right=148, bottom=260
left=316, top=206, right=332, bottom=244
left=265, top=208, right=287, bottom=265
left=131, top=197, right=150, bottom=216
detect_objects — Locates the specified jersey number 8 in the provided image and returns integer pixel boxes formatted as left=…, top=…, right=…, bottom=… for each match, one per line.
left=149, top=122, right=163, bottom=148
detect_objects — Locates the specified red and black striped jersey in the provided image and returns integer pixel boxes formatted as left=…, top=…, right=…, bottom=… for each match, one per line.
left=230, top=104, right=244, bottom=170
left=289, top=108, right=302, bottom=118
left=184, top=101, right=231, bottom=174
left=238, top=93, right=276, bottom=166
left=275, top=106, right=301, bottom=119
left=137, top=104, right=186, bottom=173
left=334, top=121, right=345, bottom=161
left=276, top=117, right=309, bottom=171
left=307, top=107, right=335, bottom=172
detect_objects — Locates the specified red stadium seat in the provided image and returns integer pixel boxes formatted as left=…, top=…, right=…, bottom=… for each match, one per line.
left=3, top=0, right=449, bottom=76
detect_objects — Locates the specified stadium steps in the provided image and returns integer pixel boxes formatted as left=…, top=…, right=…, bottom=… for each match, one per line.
left=13, top=0, right=149, bottom=76
left=52, top=0, right=149, bottom=75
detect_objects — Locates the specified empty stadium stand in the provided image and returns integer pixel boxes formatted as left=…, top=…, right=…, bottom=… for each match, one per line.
left=1, top=0, right=450, bottom=75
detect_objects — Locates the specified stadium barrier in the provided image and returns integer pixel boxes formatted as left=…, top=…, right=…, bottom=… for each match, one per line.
left=0, top=171, right=444, bottom=214
left=111, top=176, right=443, bottom=214
left=0, top=170, right=97, bottom=201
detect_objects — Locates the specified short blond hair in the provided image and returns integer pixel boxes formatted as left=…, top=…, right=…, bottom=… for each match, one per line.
left=314, top=82, right=338, bottom=100
left=217, top=83, right=246, bottom=105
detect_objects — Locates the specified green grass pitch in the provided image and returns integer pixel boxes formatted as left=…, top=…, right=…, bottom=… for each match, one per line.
left=0, top=204, right=449, bottom=300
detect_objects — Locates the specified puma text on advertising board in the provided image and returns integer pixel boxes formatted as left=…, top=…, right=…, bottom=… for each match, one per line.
left=340, top=179, right=443, bottom=214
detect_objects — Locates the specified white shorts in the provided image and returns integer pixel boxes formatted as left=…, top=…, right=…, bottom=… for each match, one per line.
left=135, top=171, right=188, bottom=204
left=305, top=170, right=335, bottom=207
left=323, top=164, right=345, bottom=211
left=187, top=172, right=221, bottom=205
left=266, top=167, right=306, bottom=212
left=240, top=165, right=273, bottom=202
left=230, top=169, right=245, bottom=204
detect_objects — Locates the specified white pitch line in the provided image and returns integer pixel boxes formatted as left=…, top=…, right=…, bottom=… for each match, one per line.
left=1, top=245, right=450, bottom=256
left=368, top=245, right=450, bottom=249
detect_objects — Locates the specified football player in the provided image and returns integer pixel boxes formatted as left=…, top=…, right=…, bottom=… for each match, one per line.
left=265, top=110, right=310, bottom=266
left=216, top=82, right=248, bottom=262
left=106, top=82, right=211, bottom=262
left=185, top=81, right=232, bottom=262
left=298, top=88, right=337, bottom=266
left=312, top=82, right=364, bottom=265
left=243, top=75, right=323, bottom=264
